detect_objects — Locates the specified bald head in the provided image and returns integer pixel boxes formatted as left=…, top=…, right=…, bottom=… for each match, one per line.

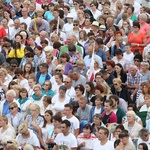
left=36, top=17, right=42, bottom=26
left=67, top=35, right=74, bottom=45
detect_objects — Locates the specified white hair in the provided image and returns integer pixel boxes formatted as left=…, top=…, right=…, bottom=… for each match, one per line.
left=129, top=65, right=138, bottom=70
left=6, top=89, right=16, bottom=98
left=1, top=135, right=13, bottom=145
left=126, top=110, right=136, bottom=119
left=24, top=144, right=34, bottom=150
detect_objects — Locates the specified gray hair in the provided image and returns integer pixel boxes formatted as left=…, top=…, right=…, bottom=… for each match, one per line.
left=59, top=85, right=67, bottom=92
left=139, top=128, right=149, bottom=137
left=6, top=89, right=16, bottom=98
left=126, top=110, right=136, bottom=119
left=129, top=65, right=138, bottom=70
left=139, top=13, right=148, bottom=21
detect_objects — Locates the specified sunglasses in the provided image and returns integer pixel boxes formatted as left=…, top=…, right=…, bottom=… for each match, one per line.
left=56, top=69, right=62, bottom=72
left=26, top=56, right=33, bottom=58
left=104, top=13, right=109, bottom=15
left=9, top=107, right=15, bottom=110
left=64, top=81, right=70, bottom=83
left=73, top=24, right=78, bottom=26
left=134, top=59, right=140, bottom=62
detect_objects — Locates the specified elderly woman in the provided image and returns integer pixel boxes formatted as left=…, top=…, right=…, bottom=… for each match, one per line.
left=24, top=104, right=44, bottom=137
left=60, top=53, right=73, bottom=75
left=0, top=115, right=15, bottom=140
left=31, top=84, right=45, bottom=107
left=128, top=21, right=146, bottom=53
left=141, top=61, right=150, bottom=82
left=52, top=85, right=70, bottom=112
left=77, top=124, right=96, bottom=150
left=123, top=110, right=143, bottom=139
left=137, top=82, right=150, bottom=109
left=14, top=67, right=30, bottom=91
left=18, top=88, right=31, bottom=118
left=0, top=89, right=19, bottom=115
left=7, top=102, right=23, bottom=132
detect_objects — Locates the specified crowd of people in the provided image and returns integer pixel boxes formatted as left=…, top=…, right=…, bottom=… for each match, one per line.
left=0, top=0, right=150, bottom=150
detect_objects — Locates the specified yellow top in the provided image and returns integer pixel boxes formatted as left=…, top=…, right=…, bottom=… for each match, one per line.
left=8, top=47, right=25, bottom=58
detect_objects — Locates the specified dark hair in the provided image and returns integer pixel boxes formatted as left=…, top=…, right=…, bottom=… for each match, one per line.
left=116, top=124, right=124, bottom=131
left=86, top=82, right=95, bottom=97
left=114, top=63, right=125, bottom=79
left=23, top=62, right=33, bottom=75
left=109, top=95, right=119, bottom=104
left=64, top=103, right=73, bottom=110
left=53, top=41, right=62, bottom=49
left=43, top=110, right=53, bottom=128
left=62, top=120, right=71, bottom=127
left=115, top=49, right=123, bottom=56
left=105, top=99, right=113, bottom=107
left=133, top=20, right=140, bottom=29
left=128, top=5, right=134, bottom=13
left=53, top=114, right=62, bottom=123
left=55, top=73, right=63, bottom=82
left=19, top=88, right=28, bottom=98
left=114, top=139, right=120, bottom=148
left=138, top=143, right=148, bottom=150
left=25, top=52, right=34, bottom=58
left=24, top=46, right=34, bottom=53
left=15, top=34, right=23, bottom=40
left=4, top=10, right=12, bottom=19
left=99, top=126, right=109, bottom=137
left=60, top=53, right=70, bottom=62
left=83, top=124, right=93, bottom=133
left=63, top=5, right=70, bottom=11
left=106, top=60, right=115, bottom=68
left=68, top=44, right=76, bottom=52
left=44, top=80, right=52, bottom=90
left=95, top=38, right=104, bottom=45
left=13, top=42, right=21, bottom=50
left=14, top=67, right=23, bottom=75
left=8, top=81, right=17, bottom=90
left=35, top=46, right=43, bottom=52
left=40, top=63, right=49, bottom=69
left=75, top=84, right=85, bottom=94
left=71, top=101, right=79, bottom=115
left=40, top=39, right=48, bottom=45
left=95, top=94, right=104, bottom=102
left=119, top=130, right=129, bottom=138
left=127, top=103, right=138, bottom=112
left=20, top=22, right=27, bottom=30
left=90, top=2, right=98, bottom=8
left=95, top=84, right=104, bottom=93
left=10, top=59, right=18, bottom=66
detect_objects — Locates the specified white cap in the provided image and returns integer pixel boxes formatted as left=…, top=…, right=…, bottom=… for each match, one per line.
left=44, top=46, right=53, bottom=52
left=67, top=13, right=73, bottom=18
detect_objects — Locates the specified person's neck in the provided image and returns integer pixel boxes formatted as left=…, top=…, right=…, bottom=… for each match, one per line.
left=66, top=114, right=73, bottom=119
left=142, top=69, right=148, bottom=74
left=100, top=138, right=108, bottom=145
left=67, top=86, right=71, bottom=90
left=81, top=105, right=86, bottom=110
left=23, top=15, right=28, bottom=19
left=36, top=93, right=42, bottom=98
left=11, top=111, right=18, bottom=117
left=128, top=121, right=135, bottom=126
left=41, top=72, right=47, bottom=75
left=106, top=110, right=112, bottom=115
left=96, top=105, right=101, bottom=109
left=62, top=62, right=67, bottom=65
left=92, top=9, right=96, bottom=12
left=47, top=120, right=51, bottom=124
left=116, top=87, right=122, bottom=92
left=57, top=82, right=62, bottom=85
left=32, top=114, right=39, bottom=120
left=64, top=131, right=70, bottom=136
left=113, top=105, right=117, bottom=110
left=76, top=94, right=82, bottom=99
left=85, top=25, right=91, bottom=29
left=2, top=124, right=8, bottom=130
left=44, top=103, right=49, bottom=108
left=126, top=51, right=131, bottom=54
left=134, top=30, right=139, bottom=34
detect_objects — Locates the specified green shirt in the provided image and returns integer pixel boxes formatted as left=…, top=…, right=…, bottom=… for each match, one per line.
left=59, top=45, right=82, bottom=57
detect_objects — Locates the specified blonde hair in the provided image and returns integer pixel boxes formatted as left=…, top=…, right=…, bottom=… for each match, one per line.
left=113, top=78, right=122, bottom=84
left=30, top=104, right=40, bottom=114
left=5, top=139, right=18, bottom=150
left=9, top=102, right=18, bottom=108
left=0, top=115, right=8, bottom=124
left=76, top=59, right=84, bottom=65
left=0, top=68, right=7, bottom=76
left=94, top=58, right=100, bottom=67
left=33, top=84, right=42, bottom=90
left=28, top=35, right=36, bottom=41
left=141, top=61, right=149, bottom=69
left=18, top=123, right=28, bottom=134
left=12, top=84, right=22, bottom=91
left=6, top=89, right=16, bottom=98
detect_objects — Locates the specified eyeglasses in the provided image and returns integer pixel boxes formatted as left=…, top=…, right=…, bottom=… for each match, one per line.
left=134, top=59, right=140, bottom=62
left=11, top=65, right=17, bottom=68
left=64, top=81, right=70, bottom=84
left=73, top=24, right=78, bottom=26
left=56, top=69, right=62, bottom=72
left=44, top=84, right=49, bottom=86
left=104, top=13, right=109, bottom=15
left=26, top=56, right=33, bottom=58
left=113, top=83, right=118, bottom=86
left=15, top=74, right=20, bottom=77
left=9, top=107, right=15, bottom=110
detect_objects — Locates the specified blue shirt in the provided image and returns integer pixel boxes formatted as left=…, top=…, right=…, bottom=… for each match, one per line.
left=39, top=74, right=46, bottom=85
left=84, top=54, right=103, bottom=68
left=2, top=101, right=10, bottom=115
left=44, top=11, right=54, bottom=22
left=96, top=49, right=107, bottom=62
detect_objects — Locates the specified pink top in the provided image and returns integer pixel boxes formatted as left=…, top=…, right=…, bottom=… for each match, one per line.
left=102, top=111, right=117, bottom=124
left=140, top=22, right=150, bottom=35
left=36, top=0, right=51, bottom=4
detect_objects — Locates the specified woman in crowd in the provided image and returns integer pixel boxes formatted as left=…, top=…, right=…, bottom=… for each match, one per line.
left=60, top=53, right=73, bottom=75
left=138, top=143, right=148, bottom=150
left=19, top=30, right=29, bottom=47
left=3, top=10, right=14, bottom=27
left=127, top=6, right=137, bottom=22
left=77, top=124, right=96, bottom=150
left=111, top=78, right=131, bottom=104
left=102, top=99, right=117, bottom=126
left=52, top=73, right=64, bottom=93
left=41, top=96, right=54, bottom=116
left=82, top=18, right=92, bottom=34
left=40, top=110, right=54, bottom=146
left=128, top=21, right=146, bottom=53
left=7, top=102, right=24, bottom=131
left=122, top=104, right=143, bottom=125
left=42, top=80, right=55, bottom=97
left=70, top=84, right=85, bottom=103
left=105, top=60, right=115, bottom=76
left=18, top=88, right=31, bottom=118
left=114, top=63, right=127, bottom=84
left=22, top=62, right=33, bottom=80
left=0, top=115, right=15, bottom=141
left=24, top=104, right=44, bottom=137
left=44, top=3, right=54, bottom=22
left=52, top=85, right=70, bottom=112
left=31, top=84, right=45, bottom=107
left=137, top=82, right=150, bottom=110
left=28, top=36, right=36, bottom=50
left=85, top=82, right=95, bottom=104
left=140, top=61, right=150, bottom=82
left=77, top=10, right=85, bottom=28
left=46, top=52, right=56, bottom=76
left=89, top=95, right=104, bottom=123
left=14, top=67, right=29, bottom=91
left=123, top=110, right=143, bottom=139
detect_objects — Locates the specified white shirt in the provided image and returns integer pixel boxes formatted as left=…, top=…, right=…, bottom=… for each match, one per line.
left=91, top=9, right=102, bottom=20
left=62, top=23, right=73, bottom=35
left=66, top=86, right=76, bottom=98
left=35, top=37, right=50, bottom=46
left=92, top=139, right=115, bottom=150
left=19, top=17, right=31, bottom=29
left=137, top=136, right=150, bottom=150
